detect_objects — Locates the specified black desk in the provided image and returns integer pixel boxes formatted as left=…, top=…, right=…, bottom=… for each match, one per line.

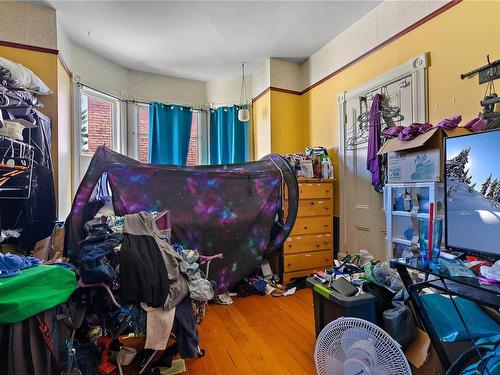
left=391, top=257, right=500, bottom=370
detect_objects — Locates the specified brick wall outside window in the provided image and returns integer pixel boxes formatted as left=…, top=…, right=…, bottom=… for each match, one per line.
left=138, top=106, right=149, bottom=163
left=186, top=114, right=199, bottom=166
left=86, top=96, right=112, bottom=154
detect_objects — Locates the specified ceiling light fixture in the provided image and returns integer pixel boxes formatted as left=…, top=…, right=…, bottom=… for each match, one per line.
left=238, top=62, right=250, bottom=122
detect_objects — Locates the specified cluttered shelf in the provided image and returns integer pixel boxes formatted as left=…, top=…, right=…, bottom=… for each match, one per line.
left=392, top=211, right=444, bottom=219
left=391, top=256, right=500, bottom=298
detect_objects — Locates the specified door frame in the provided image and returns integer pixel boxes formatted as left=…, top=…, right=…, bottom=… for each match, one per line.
left=337, top=53, right=429, bottom=256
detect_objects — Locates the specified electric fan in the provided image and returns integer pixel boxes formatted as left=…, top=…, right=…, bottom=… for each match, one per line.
left=314, top=317, right=412, bottom=375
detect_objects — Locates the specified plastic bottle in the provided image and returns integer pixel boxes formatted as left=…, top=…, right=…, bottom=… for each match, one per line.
left=328, top=158, right=334, bottom=179
left=321, top=156, right=329, bottom=179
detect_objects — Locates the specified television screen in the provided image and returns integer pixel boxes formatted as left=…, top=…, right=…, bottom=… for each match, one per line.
left=445, top=129, right=500, bottom=258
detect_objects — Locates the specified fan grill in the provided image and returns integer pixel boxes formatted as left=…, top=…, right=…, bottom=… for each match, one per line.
left=315, top=317, right=411, bottom=375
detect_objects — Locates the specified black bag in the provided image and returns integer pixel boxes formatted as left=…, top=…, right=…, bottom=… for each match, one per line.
left=361, top=282, right=395, bottom=326
left=383, top=304, right=416, bottom=348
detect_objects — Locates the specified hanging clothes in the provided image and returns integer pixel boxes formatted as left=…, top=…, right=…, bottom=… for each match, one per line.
left=0, top=308, right=59, bottom=375
left=0, top=99, right=56, bottom=252
left=141, top=303, right=176, bottom=351
left=367, top=93, right=383, bottom=188
left=209, top=106, right=248, bottom=165
left=172, top=295, right=199, bottom=358
left=120, top=212, right=189, bottom=308
left=148, top=102, right=193, bottom=165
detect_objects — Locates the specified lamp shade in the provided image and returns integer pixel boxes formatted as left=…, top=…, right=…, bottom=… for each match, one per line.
left=238, top=107, right=250, bottom=122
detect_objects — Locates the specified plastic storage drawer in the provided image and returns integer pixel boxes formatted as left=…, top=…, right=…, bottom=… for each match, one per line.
left=306, top=277, right=378, bottom=336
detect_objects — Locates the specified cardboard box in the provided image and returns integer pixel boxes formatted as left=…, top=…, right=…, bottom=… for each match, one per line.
left=387, top=149, right=440, bottom=183
left=406, top=328, right=444, bottom=375
left=378, top=127, right=471, bottom=182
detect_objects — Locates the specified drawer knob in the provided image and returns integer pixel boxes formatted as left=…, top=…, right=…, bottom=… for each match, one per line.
left=287, top=263, right=292, bottom=266
left=304, top=226, right=308, bottom=229
left=316, top=244, right=320, bottom=248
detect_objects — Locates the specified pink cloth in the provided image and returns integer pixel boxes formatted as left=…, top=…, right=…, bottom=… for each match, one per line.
left=383, top=125, right=405, bottom=138
left=383, top=115, right=485, bottom=143
left=464, top=117, right=487, bottom=132
left=397, top=122, right=433, bottom=141
left=436, top=115, right=462, bottom=130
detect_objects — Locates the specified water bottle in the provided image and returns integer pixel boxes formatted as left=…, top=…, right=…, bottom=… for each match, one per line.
left=321, top=156, right=329, bottom=179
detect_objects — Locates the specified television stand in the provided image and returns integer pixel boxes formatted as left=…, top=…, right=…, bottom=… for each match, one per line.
left=391, top=256, right=500, bottom=370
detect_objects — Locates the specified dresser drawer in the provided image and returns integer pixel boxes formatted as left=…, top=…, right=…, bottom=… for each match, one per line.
left=298, top=182, right=332, bottom=199
left=288, top=199, right=332, bottom=217
left=284, top=250, right=332, bottom=272
left=291, top=216, right=332, bottom=235
left=284, top=233, right=332, bottom=254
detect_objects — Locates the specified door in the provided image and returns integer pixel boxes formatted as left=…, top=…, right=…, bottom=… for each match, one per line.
left=341, top=76, right=415, bottom=260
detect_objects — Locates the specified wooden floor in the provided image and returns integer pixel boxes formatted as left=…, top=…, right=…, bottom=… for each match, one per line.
left=183, top=288, right=317, bottom=375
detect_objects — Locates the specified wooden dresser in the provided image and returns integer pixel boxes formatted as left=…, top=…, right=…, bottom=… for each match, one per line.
left=283, top=178, right=334, bottom=283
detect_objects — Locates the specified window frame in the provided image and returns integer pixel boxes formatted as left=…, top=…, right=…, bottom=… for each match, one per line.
left=79, top=86, right=122, bottom=156
left=133, top=103, right=150, bottom=163
left=72, top=84, right=123, bottom=195
left=189, top=109, right=209, bottom=166
left=131, top=105, right=209, bottom=165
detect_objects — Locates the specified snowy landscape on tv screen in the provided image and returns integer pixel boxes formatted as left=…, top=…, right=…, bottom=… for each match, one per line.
left=446, top=131, right=500, bottom=256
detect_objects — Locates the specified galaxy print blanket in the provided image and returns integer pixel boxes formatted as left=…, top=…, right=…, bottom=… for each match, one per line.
left=64, top=146, right=298, bottom=291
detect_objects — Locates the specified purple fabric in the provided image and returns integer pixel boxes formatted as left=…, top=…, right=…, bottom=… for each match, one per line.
left=64, top=147, right=299, bottom=292
left=383, top=125, right=405, bottom=138
left=367, top=94, right=382, bottom=187
left=398, top=122, right=433, bottom=141
left=436, top=115, right=462, bottom=130
left=464, top=117, right=487, bottom=132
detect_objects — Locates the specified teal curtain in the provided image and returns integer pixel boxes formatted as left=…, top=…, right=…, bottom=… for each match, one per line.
left=149, top=102, right=193, bottom=165
left=209, top=106, right=248, bottom=165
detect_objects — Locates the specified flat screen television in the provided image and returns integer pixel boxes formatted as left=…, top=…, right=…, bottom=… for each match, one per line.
left=445, top=129, right=500, bottom=259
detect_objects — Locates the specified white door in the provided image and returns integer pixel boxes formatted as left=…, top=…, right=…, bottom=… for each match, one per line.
left=341, top=76, right=416, bottom=260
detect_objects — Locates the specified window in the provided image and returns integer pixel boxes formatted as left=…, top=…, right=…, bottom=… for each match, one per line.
left=135, top=108, right=207, bottom=165
left=76, top=86, right=121, bottom=185
left=187, top=111, right=205, bottom=166
left=137, top=104, right=149, bottom=163
left=80, top=88, right=120, bottom=155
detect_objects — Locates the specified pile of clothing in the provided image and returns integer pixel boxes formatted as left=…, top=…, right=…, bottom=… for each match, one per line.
left=71, top=206, right=214, bottom=373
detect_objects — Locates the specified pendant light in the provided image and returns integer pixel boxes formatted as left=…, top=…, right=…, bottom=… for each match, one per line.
left=238, top=62, right=250, bottom=122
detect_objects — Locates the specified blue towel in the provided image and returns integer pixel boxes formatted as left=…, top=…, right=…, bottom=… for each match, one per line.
left=0, top=253, right=41, bottom=278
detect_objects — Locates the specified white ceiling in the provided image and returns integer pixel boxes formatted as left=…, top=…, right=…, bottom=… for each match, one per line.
left=49, top=1, right=380, bottom=81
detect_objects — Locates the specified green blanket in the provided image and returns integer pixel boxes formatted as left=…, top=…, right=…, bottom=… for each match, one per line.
left=0, top=265, right=76, bottom=324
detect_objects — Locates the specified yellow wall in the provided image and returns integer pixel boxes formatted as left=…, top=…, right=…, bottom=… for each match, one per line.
left=252, top=91, right=271, bottom=159
left=270, top=90, right=305, bottom=155
left=297, top=0, right=500, bottom=216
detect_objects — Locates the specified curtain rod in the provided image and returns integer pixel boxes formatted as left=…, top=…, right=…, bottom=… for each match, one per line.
left=76, top=81, right=122, bottom=102
left=76, top=80, right=205, bottom=111
left=123, top=99, right=204, bottom=112
left=76, top=80, right=252, bottom=111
